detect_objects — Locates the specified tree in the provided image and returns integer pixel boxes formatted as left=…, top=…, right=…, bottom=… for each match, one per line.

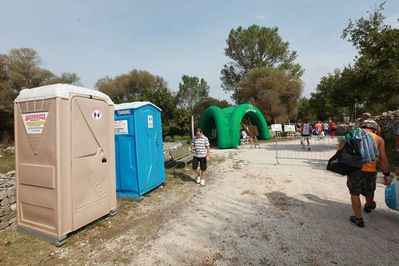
left=192, top=97, right=230, bottom=121
left=221, top=25, right=303, bottom=102
left=342, top=2, right=399, bottom=113
left=237, top=67, right=302, bottom=122
left=296, top=97, right=314, bottom=121
left=96, top=69, right=192, bottom=138
left=142, top=87, right=190, bottom=137
left=0, top=48, right=81, bottom=141
left=96, top=69, right=167, bottom=104
left=176, top=75, right=209, bottom=114
left=51, top=72, right=81, bottom=85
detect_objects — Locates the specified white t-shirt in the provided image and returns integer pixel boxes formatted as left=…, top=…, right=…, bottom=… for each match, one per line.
left=302, top=123, right=310, bottom=135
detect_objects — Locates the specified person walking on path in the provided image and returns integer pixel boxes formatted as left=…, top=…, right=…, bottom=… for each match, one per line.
left=191, top=128, right=210, bottom=186
left=346, top=120, right=391, bottom=228
left=323, top=121, right=329, bottom=136
left=360, top=112, right=382, bottom=136
left=301, top=120, right=312, bottom=151
left=328, top=120, right=337, bottom=137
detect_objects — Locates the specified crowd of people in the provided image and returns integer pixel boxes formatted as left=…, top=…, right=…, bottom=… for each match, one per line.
left=295, top=120, right=337, bottom=138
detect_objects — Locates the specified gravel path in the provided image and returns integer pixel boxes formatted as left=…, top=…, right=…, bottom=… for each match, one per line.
left=131, top=143, right=399, bottom=265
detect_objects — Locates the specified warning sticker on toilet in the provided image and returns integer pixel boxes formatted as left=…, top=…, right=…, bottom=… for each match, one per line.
left=114, top=120, right=128, bottom=134
left=147, top=115, right=153, bottom=128
left=22, top=112, right=48, bottom=134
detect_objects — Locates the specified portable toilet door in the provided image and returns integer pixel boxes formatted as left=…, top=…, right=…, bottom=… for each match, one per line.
left=114, top=102, right=165, bottom=198
left=135, top=103, right=165, bottom=194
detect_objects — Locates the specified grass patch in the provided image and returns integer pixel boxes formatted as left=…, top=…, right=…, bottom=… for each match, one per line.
left=0, top=166, right=196, bottom=265
left=0, top=149, right=14, bottom=173
left=112, top=254, right=132, bottom=264
left=209, top=154, right=226, bottom=165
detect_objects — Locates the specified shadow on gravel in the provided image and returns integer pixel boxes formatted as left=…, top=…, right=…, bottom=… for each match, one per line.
left=159, top=190, right=399, bottom=265
left=172, top=171, right=195, bottom=183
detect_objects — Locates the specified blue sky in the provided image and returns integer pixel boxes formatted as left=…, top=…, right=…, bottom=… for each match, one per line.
left=1, top=0, right=398, bottom=101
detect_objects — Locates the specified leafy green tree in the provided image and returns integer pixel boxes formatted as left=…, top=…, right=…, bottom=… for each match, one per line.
left=221, top=25, right=303, bottom=102
left=0, top=48, right=80, bottom=141
left=176, top=75, right=209, bottom=114
left=296, top=97, right=314, bottom=122
left=342, top=2, right=399, bottom=113
left=238, top=67, right=302, bottom=122
left=192, top=97, right=230, bottom=122
left=96, top=69, right=167, bottom=103
left=96, top=69, right=191, bottom=138
left=142, top=87, right=190, bottom=137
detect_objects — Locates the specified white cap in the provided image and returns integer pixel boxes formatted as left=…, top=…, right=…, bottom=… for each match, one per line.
left=15, top=83, right=114, bottom=105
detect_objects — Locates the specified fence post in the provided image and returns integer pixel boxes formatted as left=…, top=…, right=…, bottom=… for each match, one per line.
left=274, top=135, right=279, bottom=165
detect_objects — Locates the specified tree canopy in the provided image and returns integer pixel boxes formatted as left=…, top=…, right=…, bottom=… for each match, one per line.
left=176, top=75, right=209, bottom=114
left=238, top=67, right=302, bottom=122
left=0, top=48, right=80, bottom=140
left=96, top=69, right=191, bottom=137
left=305, top=3, right=399, bottom=122
left=221, top=25, right=303, bottom=102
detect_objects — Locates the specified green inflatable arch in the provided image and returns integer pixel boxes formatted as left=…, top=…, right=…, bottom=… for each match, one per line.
left=199, top=103, right=271, bottom=149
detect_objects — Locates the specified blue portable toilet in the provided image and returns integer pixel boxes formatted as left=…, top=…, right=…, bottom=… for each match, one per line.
left=114, top=102, right=165, bottom=198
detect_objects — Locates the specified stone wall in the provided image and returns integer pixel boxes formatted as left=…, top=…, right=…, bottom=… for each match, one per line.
left=374, top=110, right=399, bottom=139
left=0, top=170, right=16, bottom=231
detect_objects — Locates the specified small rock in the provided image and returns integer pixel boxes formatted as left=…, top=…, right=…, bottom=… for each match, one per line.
left=5, top=146, right=15, bottom=153
left=8, top=217, right=16, bottom=225
left=0, top=207, right=11, bottom=216
left=7, top=188, right=15, bottom=197
left=0, top=190, right=7, bottom=200
left=1, top=198, right=10, bottom=207
left=10, top=203, right=16, bottom=211
left=0, top=222, right=9, bottom=230
left=5, top=170, right=15, bottom=178
left=0, top=214, right=10, bottom=223
left=8, top=196, right=16, bottom=204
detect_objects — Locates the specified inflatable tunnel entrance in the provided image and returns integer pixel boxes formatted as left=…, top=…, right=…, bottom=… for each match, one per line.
left=199, top=104, right=270, bottom=149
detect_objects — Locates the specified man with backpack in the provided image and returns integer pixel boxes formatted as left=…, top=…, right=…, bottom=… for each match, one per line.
left=346, top=120, right=391, bottom=227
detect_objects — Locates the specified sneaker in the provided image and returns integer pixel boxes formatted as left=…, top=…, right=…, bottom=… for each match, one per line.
left=200, top=179, right=205, bottom=186
left=196, top=176, right=201, bottom=184
left=364, top=201, right=376, bottom=213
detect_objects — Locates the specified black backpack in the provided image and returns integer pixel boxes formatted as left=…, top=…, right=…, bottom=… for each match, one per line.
left=327, top=131, right=363, bottom=175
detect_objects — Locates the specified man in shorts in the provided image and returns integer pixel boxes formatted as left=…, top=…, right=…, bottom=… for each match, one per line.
left=346, top=120, right=391, bottom=227
left=191, top=128, right=210, bottom=186
left=300, top=120, right=312, bottom=151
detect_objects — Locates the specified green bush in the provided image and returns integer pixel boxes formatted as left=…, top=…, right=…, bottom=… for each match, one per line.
left=164, top=135, right=191, bottom=142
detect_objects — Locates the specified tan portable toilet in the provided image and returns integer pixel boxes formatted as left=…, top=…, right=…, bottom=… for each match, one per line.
left=14, top=84, right=117, bottom=246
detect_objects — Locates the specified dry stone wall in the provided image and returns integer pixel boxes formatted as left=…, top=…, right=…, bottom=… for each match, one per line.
left=374, top=110, right=399, bottom=139
left=0, top=170, right=16, bottom=232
